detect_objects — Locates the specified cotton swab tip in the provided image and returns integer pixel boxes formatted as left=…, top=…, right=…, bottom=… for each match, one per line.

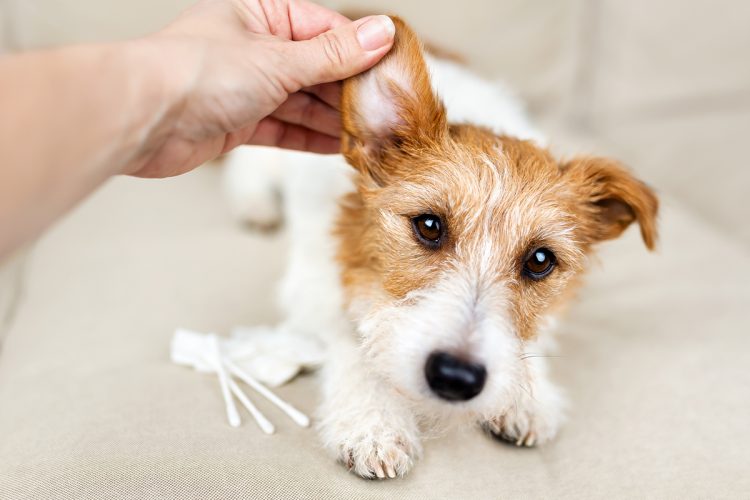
left=228, top=378, right=275, bottom=435
left=228, top=412, right=241, bottom=428
left=259, top=419, right=276, bottom=435
left=287, top=408, right=310, bottom=428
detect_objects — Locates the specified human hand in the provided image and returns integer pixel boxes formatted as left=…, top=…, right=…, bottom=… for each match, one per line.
left=127, top=0, right=395, bottom=178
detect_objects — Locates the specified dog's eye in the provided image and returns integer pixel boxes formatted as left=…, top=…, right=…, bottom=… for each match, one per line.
left=523, top=248, right=556, bottom=280
left=412, top=214, right=444, bottom=248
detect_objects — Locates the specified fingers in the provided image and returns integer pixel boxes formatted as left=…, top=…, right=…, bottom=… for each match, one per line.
left=247, top=116, right=341, bottom=154
left=271, top=92, right=341, bottom=137
left=303, top=82, right=342, bottom=111
left=288, top=0, right=352, bottom=39
left=283, top=15, right=395, bottom=89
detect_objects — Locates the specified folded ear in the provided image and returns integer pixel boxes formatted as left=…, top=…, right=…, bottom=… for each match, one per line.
left=562, top=157, right=659, bottom=250
left=340, top=17, right=447, bottom=184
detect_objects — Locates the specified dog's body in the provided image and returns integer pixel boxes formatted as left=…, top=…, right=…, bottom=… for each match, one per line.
left=223, top=19, right=657, bottom=479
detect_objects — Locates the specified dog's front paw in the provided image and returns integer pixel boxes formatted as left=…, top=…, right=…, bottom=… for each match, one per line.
left=336, top=427, right=420, bottom=479
left=483, top=384, right=564, bottom=447
left=483, top=409, right=560, bottom=447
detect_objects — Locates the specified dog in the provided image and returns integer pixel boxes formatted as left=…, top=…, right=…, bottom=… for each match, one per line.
left=223, top=17, right=658, bottom=479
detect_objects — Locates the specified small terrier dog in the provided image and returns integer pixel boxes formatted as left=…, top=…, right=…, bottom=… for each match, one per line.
left=223, top=18, right=658, bottom=479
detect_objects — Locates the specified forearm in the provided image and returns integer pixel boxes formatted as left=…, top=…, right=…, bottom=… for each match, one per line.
left=0, top=41, right=178, bottom=258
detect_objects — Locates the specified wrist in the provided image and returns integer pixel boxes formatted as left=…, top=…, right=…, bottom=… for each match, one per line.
left=114, top=36, right=198, bottom=176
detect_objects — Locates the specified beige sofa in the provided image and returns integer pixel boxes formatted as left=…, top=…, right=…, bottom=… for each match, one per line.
left=1, top=1, right=749, bottom=498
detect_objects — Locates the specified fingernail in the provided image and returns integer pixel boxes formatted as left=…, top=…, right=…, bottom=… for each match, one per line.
left=356, top=15, right=395, bottom=51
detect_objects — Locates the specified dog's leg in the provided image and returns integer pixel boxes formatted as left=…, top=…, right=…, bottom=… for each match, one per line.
left=276, top=158, right=420, bottom=477
left=222, top=146, right=285, bottom=230
left=317, top=339, right=422, bottom=479
left=274, top=156, right=354, bottom=343
left=482, top=355, right=565, bottom=447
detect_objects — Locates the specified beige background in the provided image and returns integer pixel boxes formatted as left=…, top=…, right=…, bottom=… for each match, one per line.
left=1, top=1, right=749, bottom=498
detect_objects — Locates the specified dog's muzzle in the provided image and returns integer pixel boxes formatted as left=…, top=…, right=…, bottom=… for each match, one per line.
left=424, top=351, right=486, bottom=401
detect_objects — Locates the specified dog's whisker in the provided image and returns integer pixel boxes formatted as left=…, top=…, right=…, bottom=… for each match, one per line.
left=519, top=353, right=564, bottom=360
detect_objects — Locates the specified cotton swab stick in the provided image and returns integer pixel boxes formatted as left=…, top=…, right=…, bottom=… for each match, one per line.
left=224, top=358, right=310, bottom=428
left=207, top=335, right=241, bottom=428
left=227, top=378, right=275, bottom=435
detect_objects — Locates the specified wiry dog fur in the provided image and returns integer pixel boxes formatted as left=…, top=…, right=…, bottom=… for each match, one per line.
left=223, top=18, right=658, bottom=479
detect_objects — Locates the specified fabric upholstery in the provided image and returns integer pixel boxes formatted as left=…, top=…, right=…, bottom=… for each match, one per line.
left=1, top=169, right=748, bottom=499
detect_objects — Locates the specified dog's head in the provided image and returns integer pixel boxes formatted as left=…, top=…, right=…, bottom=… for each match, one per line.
left=336, top=18, right=658, bottom=416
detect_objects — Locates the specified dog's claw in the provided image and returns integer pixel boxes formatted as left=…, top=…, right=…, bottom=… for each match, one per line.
left=385, top=462, right=396, bottom=478
left=374, top=462, right=386, bottom=479
left=525, top=432, right=536, bottom=447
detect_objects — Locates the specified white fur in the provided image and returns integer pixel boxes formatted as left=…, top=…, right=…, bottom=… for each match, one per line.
left=355, top=56, right=413, bottom=138
left=425, top=55, right=544, bottom=145
left=223, top=146, right=285, bottom=228
left=223, top=58, right=563, bottom=479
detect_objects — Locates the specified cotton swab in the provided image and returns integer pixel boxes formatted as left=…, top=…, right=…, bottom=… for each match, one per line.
left=224, top=357, right=310, bottom=428
left=171, top=328, right=313, bottom=432
left=227, top=378, right=275, bottom=434
left=207, top=335, right=241, bottom=428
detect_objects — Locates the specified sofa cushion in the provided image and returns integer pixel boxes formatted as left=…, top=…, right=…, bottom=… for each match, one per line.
left=573, top=1, right=750, bottom=246
left=1, top=167, right=748, bottom=499
left=589, top=0, right=750, bottom=118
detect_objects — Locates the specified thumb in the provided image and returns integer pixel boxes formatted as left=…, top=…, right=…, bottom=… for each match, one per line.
left=285, top=15, right=395, bottom=88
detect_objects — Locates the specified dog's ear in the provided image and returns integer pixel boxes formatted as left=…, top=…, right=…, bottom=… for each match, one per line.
left=341, top=17, right=447, bottom=184
left=562, top=157, right=659, bottom=250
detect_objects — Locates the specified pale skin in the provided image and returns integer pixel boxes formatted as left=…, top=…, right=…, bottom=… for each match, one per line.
left=0, top=0, right=395, bottom=260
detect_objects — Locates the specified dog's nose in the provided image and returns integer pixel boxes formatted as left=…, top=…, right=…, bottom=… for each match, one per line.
left=424, top=351, right=487, bottom=401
